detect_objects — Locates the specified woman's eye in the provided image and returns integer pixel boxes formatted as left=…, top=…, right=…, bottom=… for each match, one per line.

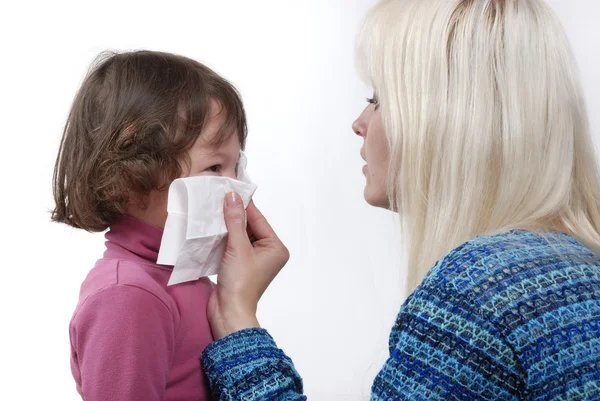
left=207, top=165, right=220, bottom=173
left=366, top=94, right=380, bottom=110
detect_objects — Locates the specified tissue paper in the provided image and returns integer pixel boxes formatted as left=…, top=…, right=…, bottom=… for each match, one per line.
left=157, top=153, right=257, bottom=285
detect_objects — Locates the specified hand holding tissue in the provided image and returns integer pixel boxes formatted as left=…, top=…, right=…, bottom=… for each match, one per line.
left=157, top=153, right=257, bottom=285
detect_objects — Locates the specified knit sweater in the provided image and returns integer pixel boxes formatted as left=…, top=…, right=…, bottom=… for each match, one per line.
left=201, top=230, right=600, bottom=400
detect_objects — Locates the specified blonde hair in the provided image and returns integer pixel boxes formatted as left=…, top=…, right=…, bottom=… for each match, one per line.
left=357, top=0, right=600, bottom=294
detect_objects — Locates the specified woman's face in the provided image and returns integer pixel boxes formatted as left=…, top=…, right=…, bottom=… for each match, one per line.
left=353, top=96, right=390, bottom=209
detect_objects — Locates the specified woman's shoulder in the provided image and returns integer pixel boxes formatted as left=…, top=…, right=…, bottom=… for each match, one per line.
left=415, top=229, right=600, bottom=315
left=388, top=230, right=600, bottom=399
left=422, top=230, right=588, bottom=286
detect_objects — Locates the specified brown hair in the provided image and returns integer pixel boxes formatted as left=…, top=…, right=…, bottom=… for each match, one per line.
left=52, top=50, right=247, bottom=232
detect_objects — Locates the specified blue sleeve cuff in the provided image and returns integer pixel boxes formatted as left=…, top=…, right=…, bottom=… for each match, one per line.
left=202, top=328, right=285, bottom=375
left=201, top=328, right=305, bottom=400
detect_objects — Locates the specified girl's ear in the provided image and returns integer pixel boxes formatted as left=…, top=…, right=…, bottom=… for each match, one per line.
left=126, top=191, right=152, bottom=214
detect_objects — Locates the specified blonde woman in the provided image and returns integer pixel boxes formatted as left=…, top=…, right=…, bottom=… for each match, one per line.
left=200, top=0, right=600, bottom=399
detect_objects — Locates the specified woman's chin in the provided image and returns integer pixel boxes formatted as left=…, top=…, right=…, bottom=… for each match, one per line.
left=364, top=187, right=390, bottom=209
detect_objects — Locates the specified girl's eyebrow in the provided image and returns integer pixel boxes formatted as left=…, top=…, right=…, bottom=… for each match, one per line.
left=209, top=150, right=241, bottom=166
left=206, top=149, right=229, bottom=158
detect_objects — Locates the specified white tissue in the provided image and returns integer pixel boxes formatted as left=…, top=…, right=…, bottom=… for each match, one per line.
left=157, top=153, right=257, bottom=285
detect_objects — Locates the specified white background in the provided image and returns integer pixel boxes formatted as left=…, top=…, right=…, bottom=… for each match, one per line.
left=0, top=1, right=598, bottom=400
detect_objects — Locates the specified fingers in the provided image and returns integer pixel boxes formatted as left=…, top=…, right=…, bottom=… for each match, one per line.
left=245, top=201, right=280, bottom=242
left=223, top=192, right=251, bottom=249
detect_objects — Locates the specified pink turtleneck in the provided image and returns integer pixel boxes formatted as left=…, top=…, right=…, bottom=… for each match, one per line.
left=69, top=216, right=214, bottom=401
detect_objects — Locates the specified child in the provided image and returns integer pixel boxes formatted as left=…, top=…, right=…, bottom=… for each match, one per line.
left=52, top=50, right=247, bottom=401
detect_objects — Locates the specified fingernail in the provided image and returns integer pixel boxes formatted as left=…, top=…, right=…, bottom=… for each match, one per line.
left=226, top=192, right=242, bottom=207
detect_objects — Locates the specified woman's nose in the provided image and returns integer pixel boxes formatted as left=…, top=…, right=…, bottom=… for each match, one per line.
left=353, top=118, right=365, bottom=137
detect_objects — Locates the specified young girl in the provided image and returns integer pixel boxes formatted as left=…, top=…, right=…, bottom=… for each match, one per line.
left=52, top=50, right=247, bottom=401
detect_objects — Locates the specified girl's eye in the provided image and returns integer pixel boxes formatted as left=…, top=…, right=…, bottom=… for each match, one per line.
left=207, top=165, right=220, bottom=173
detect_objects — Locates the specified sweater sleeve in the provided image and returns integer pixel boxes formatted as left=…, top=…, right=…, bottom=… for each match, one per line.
left=370, top=288, right=523, bottom=401
left=70, top=285, right=176, bottom=401
left=201, top=328, right=306, bottom=400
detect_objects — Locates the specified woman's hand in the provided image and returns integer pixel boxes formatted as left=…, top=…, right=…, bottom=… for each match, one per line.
left=207, top=192, right=290, bottom=339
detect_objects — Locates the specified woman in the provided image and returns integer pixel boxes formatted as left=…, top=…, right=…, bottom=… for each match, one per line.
left=202, top=0, right=600, bottom=399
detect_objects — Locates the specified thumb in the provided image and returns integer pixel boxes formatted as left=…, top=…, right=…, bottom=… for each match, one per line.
left=224, top=192, right=250, bottom=249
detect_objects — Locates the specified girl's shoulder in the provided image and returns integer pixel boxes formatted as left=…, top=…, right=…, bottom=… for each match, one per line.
left=75, top=259, right=180, bottom=323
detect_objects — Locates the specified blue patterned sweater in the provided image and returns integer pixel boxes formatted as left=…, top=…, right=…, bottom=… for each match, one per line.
left=201, top=230, right=600, bottom=400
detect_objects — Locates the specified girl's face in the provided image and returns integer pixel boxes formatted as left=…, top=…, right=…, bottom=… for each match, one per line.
left=352, top=95, right=390, bottom=209
left=129, top=104, right=241, bottom=228
left=183, top=108, right=241, bottom=180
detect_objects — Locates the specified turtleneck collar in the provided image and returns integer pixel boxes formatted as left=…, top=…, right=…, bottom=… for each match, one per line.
left=103, top=215, right=167, bottom=266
